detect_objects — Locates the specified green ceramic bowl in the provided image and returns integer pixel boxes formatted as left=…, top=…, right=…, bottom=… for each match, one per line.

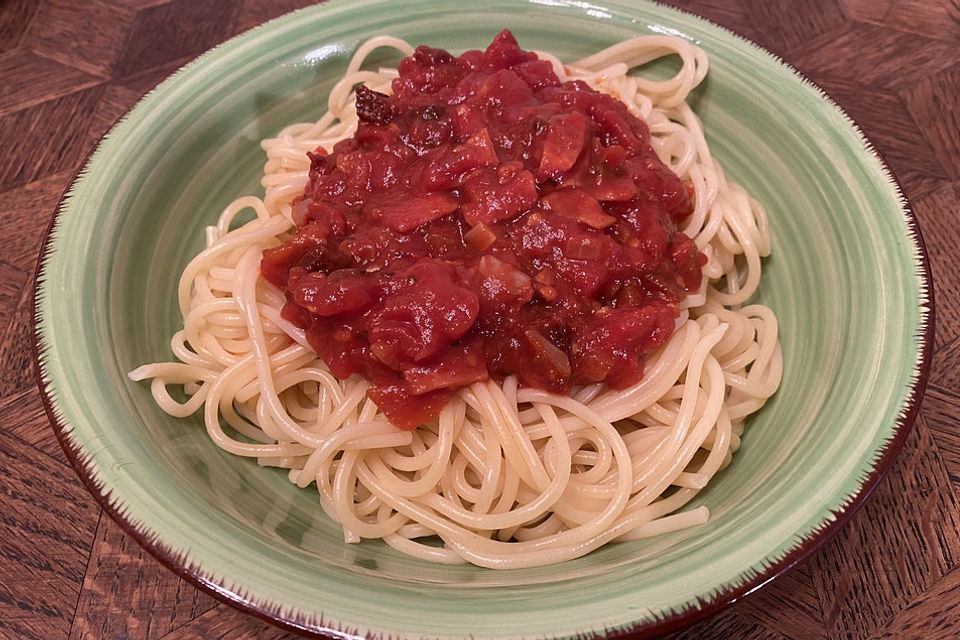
left=35, top=1, right=932, bottom=638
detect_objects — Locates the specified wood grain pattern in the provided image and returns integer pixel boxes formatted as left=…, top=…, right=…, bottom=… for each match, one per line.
left=0, top=429, right=99, bottom=640
left=0, top=85, right=106, bottom=191
left=2, top=1, right=958, bottom=638
left=904, top=64, right=960, bottom=182
left=931, top=339, right=960, bottom=402
left=69, top=517, right=218, bottom=640
left=0, top=50, right=101, bottom=115
left=741, top=0, right=848, bottom=52
left=785, top=22, right=960, bottom=91
left=839, top=0, right=960, bottom=42
left=24, top=0, right=138, bottom=77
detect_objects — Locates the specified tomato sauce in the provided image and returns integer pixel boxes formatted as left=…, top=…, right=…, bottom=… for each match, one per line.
left=261, top=30, right=704, bottom=429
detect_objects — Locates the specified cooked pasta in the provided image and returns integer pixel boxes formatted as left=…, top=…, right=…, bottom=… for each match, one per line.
left=130, top=33, right=782, bottom=569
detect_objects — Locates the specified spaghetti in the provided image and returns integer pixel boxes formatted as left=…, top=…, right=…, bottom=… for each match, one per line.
left=130, top=33, right=782, bottom=569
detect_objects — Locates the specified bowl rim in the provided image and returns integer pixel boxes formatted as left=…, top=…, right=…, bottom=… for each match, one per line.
left=32, top=1, right=935, bottom=638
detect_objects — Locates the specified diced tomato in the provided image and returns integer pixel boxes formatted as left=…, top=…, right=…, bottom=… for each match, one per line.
left=365, top=259, right=479, bottom=363
left=402, top=341, right=488, bottom=395
left=479, top=69, right=534, bottom=108
left=542, top=190, right=615, bottom=229
left=584, top=172, right=639, bottom=202
left=461, top=162, right=537, bottom=226
left=630, top=154, right=693, bottom=221
left=424, top=128, right=499, bottom=189
left=368, top=192, right=459, bottom=232
left=289, top=269, right=377, bottom=316
left=464, top=222, right=497, bottom=251
left=474, top=254, right=534, bottom=311
left=671, top=232, right=707, bottom=291
left=589, top=103, right=648, bottom=153
left=571, top=305, right=675, bottom=385
left=367, top=384, right=455, bottom=430
left=537, top=112, right=588, bottom=182
left=261, top=243, right=309, bottom=288
left=514, top=59, right=561, bottom=90
left=481, top=30, right=536, bottom=70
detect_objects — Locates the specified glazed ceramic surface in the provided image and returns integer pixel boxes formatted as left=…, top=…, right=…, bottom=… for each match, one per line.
left=35, top=0, right=931, bottom=638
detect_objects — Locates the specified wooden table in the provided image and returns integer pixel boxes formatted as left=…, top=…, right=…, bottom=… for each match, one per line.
left=2, top=1, right=959, bottom=639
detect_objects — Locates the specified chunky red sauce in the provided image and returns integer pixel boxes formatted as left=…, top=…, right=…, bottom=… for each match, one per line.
left=261, top=30, right=704, bottom=429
